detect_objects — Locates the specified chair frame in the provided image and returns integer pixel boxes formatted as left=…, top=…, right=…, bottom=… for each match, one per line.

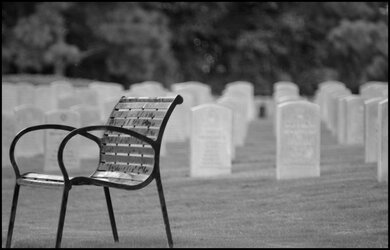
left=6, top=95, right=183, bottom=248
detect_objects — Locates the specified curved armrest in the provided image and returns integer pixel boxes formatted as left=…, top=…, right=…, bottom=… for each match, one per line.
left=9, top=124, right=100, bottom=179
left=57, top=125, right=157, bottom=184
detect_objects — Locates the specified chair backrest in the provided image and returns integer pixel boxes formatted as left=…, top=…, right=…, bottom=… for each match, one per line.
left=92, top=95, right=183, bottom=187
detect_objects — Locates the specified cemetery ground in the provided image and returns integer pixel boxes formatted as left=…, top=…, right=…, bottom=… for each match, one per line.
left=1, top=118, right=388, bottom=248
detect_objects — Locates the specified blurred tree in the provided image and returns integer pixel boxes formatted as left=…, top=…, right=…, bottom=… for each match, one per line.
left=85, top=3, right=177, bottom=87
left=328, top=19, right=388, bottom=92
left=3, top=2, right=81, bottom=75
left=2, top=2, right=388, bottom=95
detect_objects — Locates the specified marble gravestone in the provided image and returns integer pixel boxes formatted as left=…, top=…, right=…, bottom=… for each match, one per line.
left=14, top=105, right=45, bottom=157
left=171, top=81, right=213, bottom=106
left=273, top=81, right=299, bottom=103
left=17, top=82, right=36, bottom=106
left=377, top=99, right=388, bottom=182
left=75, top=87, right=99, bottom=107
left=190, top=104, right=233, bottom=177
left=364, top=97, right=385, bottom=163
left=326, top=89, right=351, bottom=135
left=276, top=101, right=320, bottom=180
left=2, top=83, right=19, bottom=113
left=317, top=81, right=346, bottom=121
left=360, top=81, right=388, bottom=99
left=44, top=110, right=81, bottom=173
left=345, top=96, right=365, bottom=145
left=163, top=92, right=193, bottom=143
left=58, top=95, right=83, bottom=110
left=224, top=81, right=256, bottom=121
left=50, top=80, right=75, bottom=109
left=34, top=85, right=56, bottom=112
left=217, top=96, right=248, bottom=147
left=2, top=112, right=16, bottom=167
left=336, top=95, right=351, bottom=144
left=89, top=81, right=124, bottom=101
left=71, top=105, right=102, bottom=159
left=130, top=81, right=167, bottom=97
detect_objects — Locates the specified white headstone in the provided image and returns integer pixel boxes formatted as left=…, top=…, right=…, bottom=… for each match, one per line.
left=14, top=105, right=45, bottom=157
left=171, top=81, right=213, bottom=106
left=364, top=97, right=385, bottom=163
left=377, top=99, right=388, bottom=182
left=2, top=112, right=16, bottom=167
left=317, top=81, right=346, bottom=121
left=336, top=95, right=352, bottom=144
left=103, top=97, right=120, bottom=123
left=75, top=87, right=99, bottom=106
left=224, top=81, right=256, bottom=121
left=345, top=96, right=365, bottom=145
left=217, top=96, right=248, bottom=147
left=273, top=81, right=299, bottom=103
left=163, top=92, right=193, bottom=143
left=190, top=104, right=233, bottom=177
left=2, top=83, right=19, bottom=113
left=34, top=85, right=56, bottom=112
left=57, top=95, right=83, bottom=110
left=90, top=81, right=124, bottom=100
left=44, top=110, right=81, bottom=172
left=130, top=81, right=167, bottom=97
left=50, top=80, right=75, bottom=109
left=90, top=82, right=123, bottom=119
left=276, top=100, right=320, bottom=180
left=17, top=82, right=35, bottom=106
left=360, top=81, right=388, bottom=99
left=327, top=89, right=351, bottom=135
left=71, top=105, right=102, bottom=159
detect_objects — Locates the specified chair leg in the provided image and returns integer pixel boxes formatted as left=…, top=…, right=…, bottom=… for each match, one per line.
left=55, top=187, right=70, bottom=248
left=156, top=176, right=173, bottom=248
left=104, top=187, right=119, bottom=242
left=6, top=184, right=21, bottom=248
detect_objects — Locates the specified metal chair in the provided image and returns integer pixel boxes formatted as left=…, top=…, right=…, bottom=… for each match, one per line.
left=6, top=95, right=183, bottom=248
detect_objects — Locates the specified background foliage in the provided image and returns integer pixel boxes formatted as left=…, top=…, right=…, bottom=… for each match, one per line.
left=2, top=2, right=388, bottom=95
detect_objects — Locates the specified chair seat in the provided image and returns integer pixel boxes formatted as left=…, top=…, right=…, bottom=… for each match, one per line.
left=17, top=173, right=66, bottom=188
left=70, top=175, right=145, bottom=189
left=17, top=172, right=147, bottom=190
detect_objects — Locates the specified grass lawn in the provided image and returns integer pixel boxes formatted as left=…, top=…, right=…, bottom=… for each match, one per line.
left=2, top=118, right=388, bottom=248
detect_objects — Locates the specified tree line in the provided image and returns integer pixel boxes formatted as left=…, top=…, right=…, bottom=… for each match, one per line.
left=2, top=2, right=388, bottom=95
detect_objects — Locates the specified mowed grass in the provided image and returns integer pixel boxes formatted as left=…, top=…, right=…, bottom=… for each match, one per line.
left=2, top=118, right=388, bottom=248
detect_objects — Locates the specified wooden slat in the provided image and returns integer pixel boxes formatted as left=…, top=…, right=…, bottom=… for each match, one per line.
left=17, top=178, right=65, bottom=188
left=101, top=145, right=155, bottom=155
left=100, top=154, right=155, bottom=165
left=115, top=102, right=171, bottom=110
left=107, top=118, right=163, bottom=128
left=103, top=127, right=159, bottom=137
left=92, top=171, right=148, bottom=181
left=22, top=173, right=64, bottom=182
left=91, top=177, right=144, bottom=185
left=110, top=110, right=166, bottom=119
left=17, top=173, right=65, bottom=188
left=97, top=163, right=153, bottom=175
left=101, top=136, right=155, bottom=145
left=120, top=97, right=176, bottom=103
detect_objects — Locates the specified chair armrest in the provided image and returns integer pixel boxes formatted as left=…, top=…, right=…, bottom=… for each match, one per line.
left=57, top=125, right=157, bottom=184
left=9, top=124, right=100, bottom=179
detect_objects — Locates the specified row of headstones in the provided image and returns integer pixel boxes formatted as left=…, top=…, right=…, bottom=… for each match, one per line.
left=314, top=81, right=388, bottom=182
left=1, top=80, right=173, bottom=170
left=191, top=80, right=322, bottom=181
left=2, top=80, right=128, bottom=170
left=164, top=81, right=256, bottom=144
left=2, top=80, right=257, bottom=177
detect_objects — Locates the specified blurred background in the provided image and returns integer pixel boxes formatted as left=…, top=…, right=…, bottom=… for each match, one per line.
left=2, top=2, right=388, bottom=96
